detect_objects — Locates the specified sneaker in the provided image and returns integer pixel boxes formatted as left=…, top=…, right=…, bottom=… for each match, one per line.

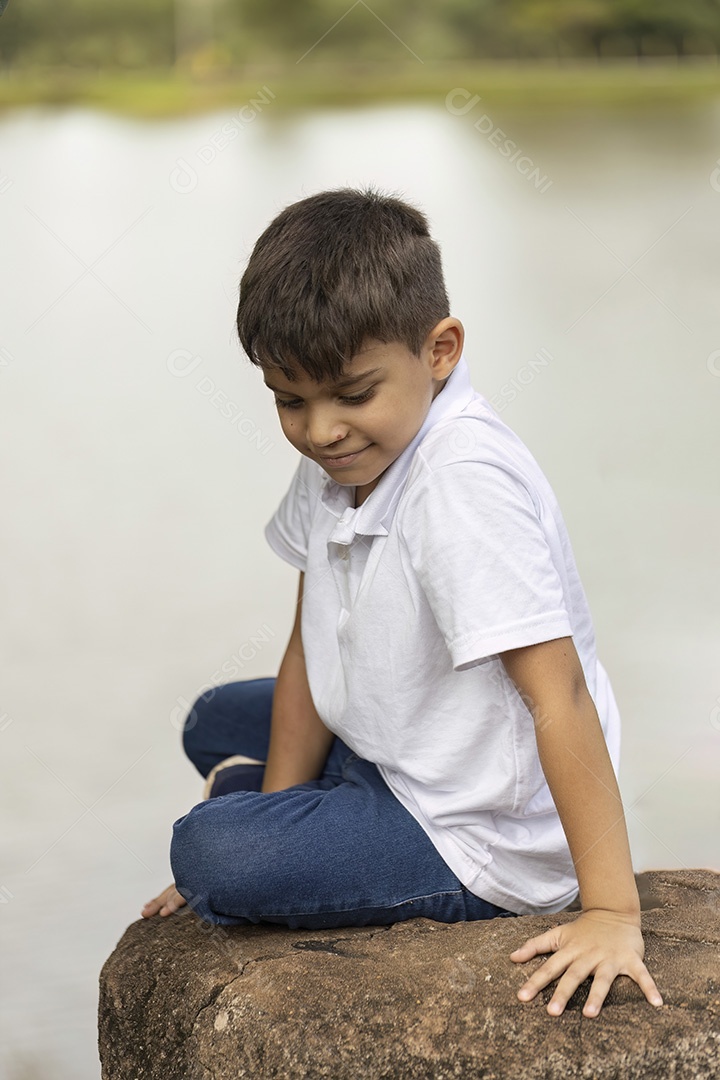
left=203, top=755, right=265, bottom=799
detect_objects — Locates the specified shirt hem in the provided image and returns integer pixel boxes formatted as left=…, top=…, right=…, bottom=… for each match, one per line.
left=458, top=865, right=579, bottom=915
left=378, top=763, right=578, bottom=916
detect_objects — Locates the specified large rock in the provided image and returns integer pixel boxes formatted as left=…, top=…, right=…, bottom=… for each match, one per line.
left=98, top=869, right=719, bottom=1079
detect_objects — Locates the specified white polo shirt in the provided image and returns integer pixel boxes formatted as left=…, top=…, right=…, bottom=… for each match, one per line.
left=264, top=356, right=621, bottom=914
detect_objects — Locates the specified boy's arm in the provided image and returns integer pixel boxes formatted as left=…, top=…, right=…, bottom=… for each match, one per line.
left=261, top=571, right=335, bottom=793
left=500, top=636, right=663, bottom=1018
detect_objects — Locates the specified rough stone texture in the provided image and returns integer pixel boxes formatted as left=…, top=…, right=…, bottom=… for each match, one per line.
left=99, top=869, right=719, bottom=1079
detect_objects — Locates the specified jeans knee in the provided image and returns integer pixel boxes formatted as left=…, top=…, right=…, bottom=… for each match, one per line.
left=170, top=803, right=219, bottom=921
left=170, top=797, right=265, bottom=925
left=179, top=678, right=274, bottom=778
left=180, top=687, right=221, bottom=769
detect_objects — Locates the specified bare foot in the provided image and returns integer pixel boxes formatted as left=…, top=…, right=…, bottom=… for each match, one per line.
left=141, top=882, right=187, bottom=918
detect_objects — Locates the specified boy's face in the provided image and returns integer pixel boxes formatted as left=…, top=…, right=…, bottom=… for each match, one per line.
left=262, top=318, right=463, bottom=505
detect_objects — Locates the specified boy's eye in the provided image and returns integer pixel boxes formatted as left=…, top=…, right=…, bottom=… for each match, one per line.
left=274, top=387, right=375, bottom=410
left=339, top=387, right=375, bottom=405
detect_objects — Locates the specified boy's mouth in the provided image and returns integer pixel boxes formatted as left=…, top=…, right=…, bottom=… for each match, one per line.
left=319, top=445, right=371, bottom=468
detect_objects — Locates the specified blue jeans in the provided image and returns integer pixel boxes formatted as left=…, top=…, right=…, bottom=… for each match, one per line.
left=170, top=678, right=516, bottom=929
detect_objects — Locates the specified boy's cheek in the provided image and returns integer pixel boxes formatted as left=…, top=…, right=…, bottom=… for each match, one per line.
left=279, top=418, right=301, bottom=444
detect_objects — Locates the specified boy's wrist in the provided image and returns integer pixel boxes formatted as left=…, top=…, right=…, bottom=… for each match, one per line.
left=578, top=884, right=641, bottom=920
left=579, top=903, right=641, bottom=926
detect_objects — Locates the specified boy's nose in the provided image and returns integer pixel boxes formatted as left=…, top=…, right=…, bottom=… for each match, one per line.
left=306, top=413, right=348, bottom=450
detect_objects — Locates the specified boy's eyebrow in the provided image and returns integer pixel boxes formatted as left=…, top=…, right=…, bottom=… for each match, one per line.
left=264, top=367, right=383, bottom=394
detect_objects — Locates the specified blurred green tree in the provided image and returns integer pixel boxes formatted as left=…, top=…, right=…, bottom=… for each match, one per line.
left=2, top=0, right=720, bottom=68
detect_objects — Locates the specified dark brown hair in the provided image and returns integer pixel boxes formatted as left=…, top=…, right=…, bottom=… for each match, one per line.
left=236, top=186, right=450, bottom=382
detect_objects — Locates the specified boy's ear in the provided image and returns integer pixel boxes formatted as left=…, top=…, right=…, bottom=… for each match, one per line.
left=424, top=317, right=464, bottom=380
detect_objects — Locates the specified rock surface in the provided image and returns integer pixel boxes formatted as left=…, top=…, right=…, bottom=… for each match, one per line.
left=99, top=869, right=719, bottom=1079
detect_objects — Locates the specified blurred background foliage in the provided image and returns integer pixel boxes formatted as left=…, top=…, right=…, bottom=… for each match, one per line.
left=2, top=0, right=720, bottom=112
left=2, top=0, right=720, bottom=70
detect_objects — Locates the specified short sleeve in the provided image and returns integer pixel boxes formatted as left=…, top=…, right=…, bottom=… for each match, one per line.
left=398, top=460, right=573, bottom=671
left=264, top=455, right=321, bottom=572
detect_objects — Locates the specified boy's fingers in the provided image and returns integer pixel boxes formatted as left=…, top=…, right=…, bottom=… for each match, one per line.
left=580, top=967, right=616, bottom=1017
left=160, top=890, right=187, bottom=915
left=141, top=894, right=168, bottom=917
left=510, top=929, right=557, bottom=962
left=517, top=951, right=571, bottom=1000
left=522, top=956, right=663, bottom=1016
left=141, top=884, right=186, bottom=918
left=574, top=961, right=662, bottom=1017
left=510, top=941, right=538, bottom=962
left=632, top=962, right=664, bottom=1007
left=546, top=961, right=597, bottom=1015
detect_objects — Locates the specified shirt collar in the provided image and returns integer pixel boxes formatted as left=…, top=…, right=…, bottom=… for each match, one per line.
left=321, top=355, right=476, bottom=544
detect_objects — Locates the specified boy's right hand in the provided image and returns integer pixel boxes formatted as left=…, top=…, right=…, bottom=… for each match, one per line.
left=141, top=882, right=187, bottom=918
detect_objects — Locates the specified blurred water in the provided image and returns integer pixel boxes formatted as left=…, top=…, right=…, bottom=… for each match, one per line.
left=0, top=97, right=719, bottom=1078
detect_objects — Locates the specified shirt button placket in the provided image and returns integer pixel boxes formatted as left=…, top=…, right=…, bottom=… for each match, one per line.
left=332, top=507, right=355, bottom=611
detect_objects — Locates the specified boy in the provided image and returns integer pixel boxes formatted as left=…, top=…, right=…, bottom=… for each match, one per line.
left=143, top=188, right=663, bottom=1019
